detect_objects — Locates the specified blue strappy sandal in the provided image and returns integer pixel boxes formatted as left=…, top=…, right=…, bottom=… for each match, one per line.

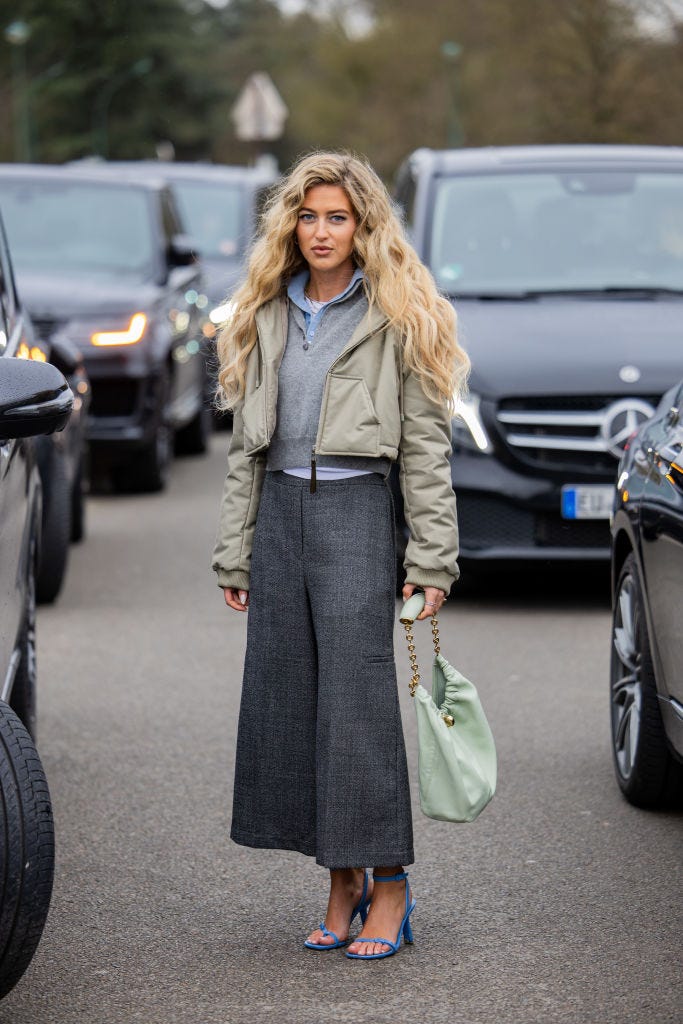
left=345, top=871, right=415, bottom=960
left=304, top=869, right=371, bottom=951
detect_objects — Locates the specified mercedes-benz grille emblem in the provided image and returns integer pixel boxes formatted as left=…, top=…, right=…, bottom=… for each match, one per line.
left=601, top=398, right=656, bottom=458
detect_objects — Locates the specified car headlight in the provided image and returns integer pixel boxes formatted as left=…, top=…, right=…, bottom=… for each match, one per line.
left=91, top=313, right=147, bottom=347
left=452, top=393, right=492, bottom=454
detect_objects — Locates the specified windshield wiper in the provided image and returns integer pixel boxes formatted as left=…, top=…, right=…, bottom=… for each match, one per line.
left=448, top=290, right=540, bottom=300
left=449, top=285, right=683, bottom=300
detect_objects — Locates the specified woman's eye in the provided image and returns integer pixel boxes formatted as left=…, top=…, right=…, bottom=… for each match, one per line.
left=330, top=215, right=347, bottom=223
left=299, top=213, right=315, bottom=222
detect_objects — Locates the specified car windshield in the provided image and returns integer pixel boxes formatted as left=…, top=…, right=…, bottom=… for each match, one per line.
left=428, top=170, right=683, bottom=295
left=0, top=180, right=155, bottom=281
left=171, top=181, right=243, bottom=260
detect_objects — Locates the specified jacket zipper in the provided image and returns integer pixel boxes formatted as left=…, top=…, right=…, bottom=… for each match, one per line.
left=310, top=448, right=317, bottom=493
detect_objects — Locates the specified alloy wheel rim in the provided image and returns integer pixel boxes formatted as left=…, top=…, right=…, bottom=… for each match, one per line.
left=611, top=574, right=642, bottom=779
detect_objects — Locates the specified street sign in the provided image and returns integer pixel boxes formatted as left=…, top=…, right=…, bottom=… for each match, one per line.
left=231, top=72, right=288, bottom=142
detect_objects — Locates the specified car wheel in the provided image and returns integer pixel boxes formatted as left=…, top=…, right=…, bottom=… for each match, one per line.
left=0, top=700, right=55, bottom=999
left=70, top=452, right=87, bottom=543
left=610, top=553, right=683, bottom=807
left=10, top=538, right=37, bottom=742
left=174, top=396, right=211, bottom=456
left=36, top=448, right=71, bottom=604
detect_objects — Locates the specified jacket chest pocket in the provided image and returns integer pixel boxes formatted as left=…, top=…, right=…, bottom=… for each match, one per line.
left=318, top=374, right=380, bottom=456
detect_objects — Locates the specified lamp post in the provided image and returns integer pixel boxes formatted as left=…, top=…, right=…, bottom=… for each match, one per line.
left=441, top=40, right=463, bottom=149
left=92, top=57, right=153, bottom=157
left=4, top=19, right=32, bottom=161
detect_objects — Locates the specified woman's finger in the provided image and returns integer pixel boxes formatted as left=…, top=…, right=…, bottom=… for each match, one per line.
left=416, top=587, right=446, bottom=620
left=223, top=587, right=250, bottom=611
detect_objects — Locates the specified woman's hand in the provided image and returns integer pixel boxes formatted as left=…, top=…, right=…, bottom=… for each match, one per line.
left=402, top=583, right=446, bottom=620
left=223, top=588, right=249, bottom=612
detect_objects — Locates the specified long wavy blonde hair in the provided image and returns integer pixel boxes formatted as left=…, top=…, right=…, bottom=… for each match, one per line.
left=216, top=151, right=469, bottom=409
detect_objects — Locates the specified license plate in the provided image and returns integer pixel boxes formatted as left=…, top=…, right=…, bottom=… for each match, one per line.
left=561, top=484, right=614, bottom=520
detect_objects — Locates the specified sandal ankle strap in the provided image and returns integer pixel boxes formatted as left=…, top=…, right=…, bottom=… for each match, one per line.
left=373, top=871, right=408, bottom=882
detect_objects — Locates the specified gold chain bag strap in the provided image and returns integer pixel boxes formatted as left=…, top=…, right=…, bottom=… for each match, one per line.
left=399, top=592, right=497, bottom=822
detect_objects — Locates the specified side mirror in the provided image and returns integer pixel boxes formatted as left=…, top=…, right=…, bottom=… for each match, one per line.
left=168, top=234, right=200, bottom=267
left=0, top=358, right=73, bottom=440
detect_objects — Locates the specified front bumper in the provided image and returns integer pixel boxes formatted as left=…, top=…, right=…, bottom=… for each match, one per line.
left=451, top=447, right=612, bottom=560
left=85, top=363, right=165, bottom=451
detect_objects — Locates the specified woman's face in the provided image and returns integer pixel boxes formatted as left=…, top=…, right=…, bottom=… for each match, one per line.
left=295, top=185, right=357, bottom=275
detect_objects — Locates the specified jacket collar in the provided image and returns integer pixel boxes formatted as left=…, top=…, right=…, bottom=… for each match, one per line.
left=255, top=285, right=389, bottom=364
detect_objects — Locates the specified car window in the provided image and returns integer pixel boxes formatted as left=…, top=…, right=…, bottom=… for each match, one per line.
left=0, top=180, right=156, bottom=282
left=170, top=181, right=244, bottom=259
left=0, top=220, right=16, bottom=331
left=395, top=163, right=417, bottom=232
left=428, top=170, right=683, bottom=294
left=0, top=224, right=12, bottom=353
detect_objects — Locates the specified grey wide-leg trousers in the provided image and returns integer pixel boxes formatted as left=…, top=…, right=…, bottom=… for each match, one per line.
left=230, top=470, right=414, bottom=869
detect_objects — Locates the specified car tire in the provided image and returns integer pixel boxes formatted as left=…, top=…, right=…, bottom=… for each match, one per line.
left=116, top=418, right=171, bottom=495
left=0, top=700, right=54, bottom=1000
left=174, top=396, right=211, bottom=456
left=36, top=449, right=71, bottom=605
left=70, top=453, right=86, bottom=544
left=610, top=552, right=683, bottom=808
left=10, top=539, right=38, bottom=743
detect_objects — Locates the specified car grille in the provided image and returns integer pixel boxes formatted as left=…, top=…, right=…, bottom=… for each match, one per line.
left=495, top=394, right=660, bottom=474
left=31, top=317, right=64, bottom=341
left=89, top=379, right=140, bottom=418
left=457, top=494, right=609, bottom=552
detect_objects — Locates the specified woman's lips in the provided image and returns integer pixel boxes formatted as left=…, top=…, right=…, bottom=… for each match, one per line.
left=311, top=247, right=332, bottom=255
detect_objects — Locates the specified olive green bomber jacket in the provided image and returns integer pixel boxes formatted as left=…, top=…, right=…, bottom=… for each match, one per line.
left=211, top=296, right=459, bottom=594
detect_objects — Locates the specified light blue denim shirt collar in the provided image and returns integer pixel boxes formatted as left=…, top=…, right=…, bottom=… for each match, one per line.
left=287, top=266, right=365, bottom=315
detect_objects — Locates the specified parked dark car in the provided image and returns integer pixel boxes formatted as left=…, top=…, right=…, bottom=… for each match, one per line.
left=79, top=160, right=278, bottom=315
left=1, top=349, right=72, bottom=999
left=0, top=165, right=210, bottom=491
left=610, top=380, right=683, bottom=807
left=394, top=145, right=683, bottom=567
left=73, top=159, right=279, bottom=419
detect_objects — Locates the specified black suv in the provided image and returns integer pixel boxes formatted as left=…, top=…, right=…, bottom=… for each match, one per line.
left=78, top=160, right=279, bottom=417
left=394, top=145, right=683, bottom=564
left=0, top=165, right=210, bottom=491
left=91, top=161, right=278, bottom=317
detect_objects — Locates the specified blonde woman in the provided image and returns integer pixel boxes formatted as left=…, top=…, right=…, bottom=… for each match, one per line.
left=212, top=152, right=468, bottom=960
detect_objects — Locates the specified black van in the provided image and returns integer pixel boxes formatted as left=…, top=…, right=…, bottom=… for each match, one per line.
left=394, top=145, right=683, bottom=564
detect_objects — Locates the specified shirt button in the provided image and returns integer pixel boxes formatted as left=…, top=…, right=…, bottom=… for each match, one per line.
left=303, top=342, right=309, bottom=351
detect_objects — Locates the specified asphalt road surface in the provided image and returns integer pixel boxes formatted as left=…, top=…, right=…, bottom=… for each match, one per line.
left=2, top=435, right=681, bottom=1024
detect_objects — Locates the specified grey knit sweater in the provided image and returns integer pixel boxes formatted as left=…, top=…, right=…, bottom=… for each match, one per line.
left=266, top=278, right=391, bottom=476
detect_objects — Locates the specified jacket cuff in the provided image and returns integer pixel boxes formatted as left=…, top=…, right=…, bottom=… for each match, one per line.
left=214, top=568, right=250, bottom=591
left=404, top=566, right=458, bottom=596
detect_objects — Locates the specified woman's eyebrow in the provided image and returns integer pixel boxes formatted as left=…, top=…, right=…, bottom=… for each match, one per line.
left=299, top=206, right=350, bottom=215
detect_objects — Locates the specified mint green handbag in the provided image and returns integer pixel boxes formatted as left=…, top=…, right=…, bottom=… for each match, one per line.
left=400, top=593, right=497, bottom=822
